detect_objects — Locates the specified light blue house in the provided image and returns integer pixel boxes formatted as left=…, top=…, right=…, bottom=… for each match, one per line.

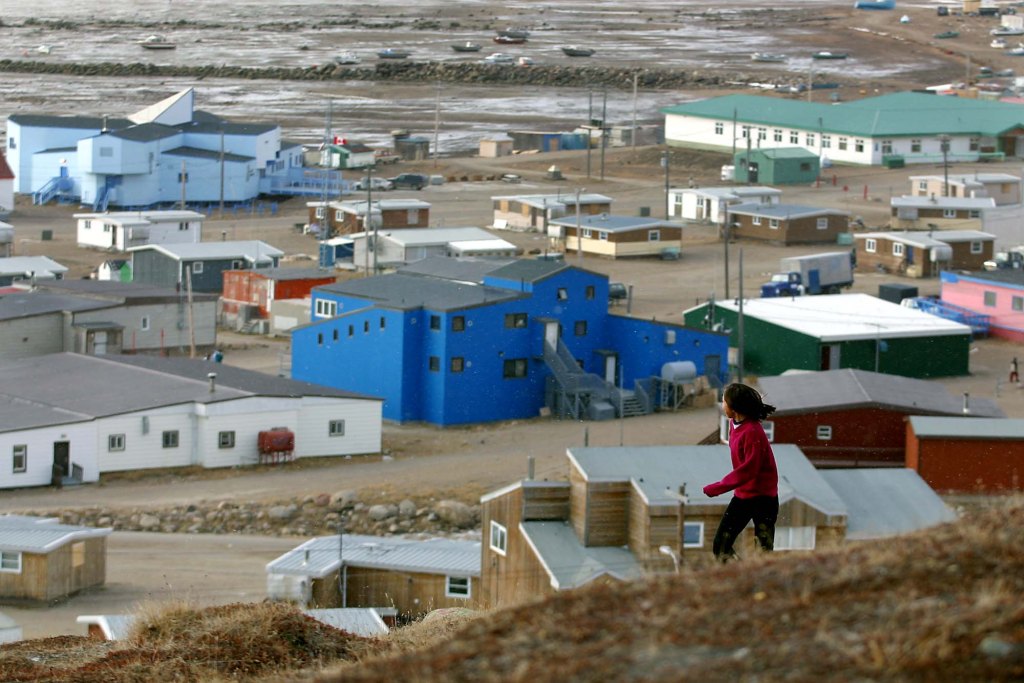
left=290, top=257, right=729, bottom=426
left=6, top=88, right=307, bottom=211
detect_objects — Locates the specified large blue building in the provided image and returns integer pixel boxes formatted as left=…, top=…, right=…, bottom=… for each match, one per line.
left=291, top=258, right=729, bottom=426
left=6, top=88, right=306, bottom=211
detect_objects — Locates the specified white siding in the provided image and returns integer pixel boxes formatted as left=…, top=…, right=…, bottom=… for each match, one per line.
left=0, top=423, right=98, bottom=489
left=94, top=407, right=195, bottom=472
left=296, top=396, right=382, bottom=457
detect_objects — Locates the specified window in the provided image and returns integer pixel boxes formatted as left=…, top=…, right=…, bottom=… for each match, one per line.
left=970, top=241, right=983, bottom=254
left=451, top=357, right=465, bottom=373
left=582, top=228, right=592, bottom=238
left=865, top=238, right=877, bottom=253
left=363, top=320, right=369, bottom=333
left=1012, top=296, right=1023, bottom=312
left=893, top=243, right=905, bottom=257
left=334, top=209, right=344, bottom=222
left=838, top=137, right=848, bottom=151
left=429, top=356, right=441, bottom=372
left=855, top=139, right=864, bottom=153
left=505, top=313, right=527, bottom=329
left=6, top=137, right=13, bottom=149
left=943, top=209, right=957, bottom=219
left=752, top=216, right=762, bottom=226
left=816, top=425, right=833, bottom=440
left=315, top=206, right=325, bottom=219
left=741, top=125, right=750, bottom=139
left=348, top=325, right=354, bottom=338
left=647, top=230, right=660, bottom=242
left=773, top=128, right=783, bottom=142
left=489, top=521, right=507, bottom=555
left=969, top=137, right=979, bottom=152
left=100, top=146, right=113, bottom=157
left=108, top=434, right=126, bottom=451
left=503, top=358, right=527, bottom=379
left=452, top=316, right=466, bottom=332
left=314, top=299, right=337, bottom=318
left=918, top=181, right=928, bottom=191
left=762, top=421, right=775, bottom=442
left=191, top=261, right=203, bottom=274
left=430, top=315, right=441, bottom=331
left=586, top=285, right=595, bottom=300
left=789, top=131, right=799, bottom=144
left=910, top=139, right=922, bottom=153
left=574, top=320, right=588, bottom=336
left=141, top=316, right=150, bottom=331
left=83, top=220, right=91, bottom=230
left=103, top=224, right=111, bottom=233
left=769, top=218, right=780, bottom=230
left=380, top=316, right=386, bottom=330
left=12, top=445, right=26, bottom=473
left=683, top=521, right=704, bottom=548
left=881, top=140, right=893, bottom=155
left=821, top=134, right=831, bottom=149
left=72, top=542, right=85, bottom=568
left=0, top=551, right=21, bottom=573
left=598, top=231, right=608, bottom=241
left=969, top=210, right=980, bottom=219
left=218, top=431, right=235, bottom=448
left=714, top=122, right=724, bottom=135
left=329, top=419, right=346, bottom=437
left=806, top=133, right=815, bottom=147
left=446, top=576, right=471, bottom=598
left=775, top=526, right=816, bottom=551
left=231, top=260, right=242, bottom=270
left=332, top=329, right=338, bottom=342
left=816, top=217, right=829, bottom=230
left=757, top=127, right=766, bottom=141
left=557, top=288, right=568, bottom=301
left=179, top=222, right=189, bottom=231
left=317, top=333, right=323, bottom=346
left=984, top=291, right=997, bottom=307
left=162, top=431, right=179, bottom=448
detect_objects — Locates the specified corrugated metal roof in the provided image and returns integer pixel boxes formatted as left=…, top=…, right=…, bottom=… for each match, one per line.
left=0, top=256, right=69, bottom=277
left=908, top=172, right=1021, bottom=184
left=489, top=193, right=613, bottom=209
left=890, top=196, right=997, bottom=209
left=316, top=272, right=521, bottom=312
left=758, top=369, right=1004, bottom=417
left=521, top=520, right=643, bottom=590
left=908, top=415, right=1024, bottom=438
left=568, top=444, right=848, bottom=516
left=127, top=241, right=283, bottom=261
left=727, top=203, right=846, bottom=219
left=74, top=211, right=206, bottom=222
left=0, top=515, right=111, bottom=553
left=663, top=92, right=1024, bottom=138
left=757, top=147, right=819, bottom=159
left=7, top=115, right=133, bottom=129
left=548, top=214, right=674, bottom=232
left=302, top=608, right=389, bottom=637
left=266, top=534, right=480, bottom=578
left=697, top=293, right=971, bottom=341
left=855, top=230, right=995, bottom=248
left=376, top=227, right=503, bottom=246
left=818, top=469, right=957, bottom=540
left=682, top=186, right=781, bottom=200
left=337, top=199, right=431, bottom=214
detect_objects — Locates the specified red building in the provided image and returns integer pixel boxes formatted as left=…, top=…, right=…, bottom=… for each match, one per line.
left=906, top=416, right=1024, bottom=492
left=757, top=369, right=1004, bottom=467
left=222, top=267, right=336, bottom=318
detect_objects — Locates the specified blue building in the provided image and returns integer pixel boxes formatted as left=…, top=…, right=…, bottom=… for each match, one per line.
left=291, top=257, right=729, bottom=426
left=6, top=88, right=306, bottom=211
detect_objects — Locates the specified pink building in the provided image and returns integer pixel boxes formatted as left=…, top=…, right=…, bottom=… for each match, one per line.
left=940, top=270, right=1024, bottom=342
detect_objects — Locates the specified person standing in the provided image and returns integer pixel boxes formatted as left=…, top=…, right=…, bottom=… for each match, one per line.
left=1011, top=357, right=1019, bottom=385
left=703, top=383, right=779, bottom=562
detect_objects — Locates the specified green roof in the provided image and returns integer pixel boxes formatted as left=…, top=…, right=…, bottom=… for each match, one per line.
left=754, top=147, right=818, bottom=159
left=662, top=92, right=1024, bottom=138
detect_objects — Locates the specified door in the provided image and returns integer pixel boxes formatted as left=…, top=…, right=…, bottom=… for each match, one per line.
left=820, top=344, right=841, bottom=370
left=807, top=269, right=821, bottom=294
left=543, top=320, right=560, bottom=352
left=604, top=354, right=618, bottom=384
left=906, top=246, right=914, bottom=265
left=93, top=331, right=108, bottom=355
left=53, top=441, right=70, bottom=477
left=748, top=162, right=759, bottom=183
left=704, top=354, right=722, bottom=387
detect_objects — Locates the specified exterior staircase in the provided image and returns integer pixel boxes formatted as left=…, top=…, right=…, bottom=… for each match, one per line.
left=543, top=338, right=652, bottom=420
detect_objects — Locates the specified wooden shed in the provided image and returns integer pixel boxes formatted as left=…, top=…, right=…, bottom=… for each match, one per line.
left=0, top=515, right=111, bottom=604
left=906, top=416, right=1024, bottom=492
left=854, top=230, right=995, bottom=278
left=727, top=203, right=849, bottom=245
left=479, top=138, right=514, bottom=158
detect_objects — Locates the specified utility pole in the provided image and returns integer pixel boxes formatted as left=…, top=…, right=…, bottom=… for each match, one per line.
left=179, top=160, right=186, bottom=210
left=661, top=150, right=670, bottom=220
left=724, top=203, right=731, bottom=300
left=433, top=82, right=441, bottom=169
left=218, top=128, right=225, bottom=217
left=631, top=72, right=638, bottom=155
left=586, top=89, right=593, bottom=179
left=737, top=248, right=745, bottom=383
left=320, top=101, right=333, bottom=265
left=575, top=187, right=584, bottom=266
left=600, top=88, right=608, bottom=181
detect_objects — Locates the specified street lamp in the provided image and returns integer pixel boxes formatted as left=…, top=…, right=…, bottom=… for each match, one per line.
left=661, top=150, right=670, bottom=219
left=659, top=545, right=680, bottom=574
left=939, top=134, right=951, bottom=197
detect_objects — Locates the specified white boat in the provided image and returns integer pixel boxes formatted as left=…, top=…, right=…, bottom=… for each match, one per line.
left=751, top=52, right=786, bottom=63
left=991, top=27, right=1024, bottom=36
left=483, top=52, right=516, bottom=64
left=1008, top=45, right=1024, bottom=56
left=377, top=48, right=411, bottom=59
left=992, top=38, right=1008, bottom=49
left=138, top=35, right=176, bottom=50
left=333, top=52, right=361, bottom=64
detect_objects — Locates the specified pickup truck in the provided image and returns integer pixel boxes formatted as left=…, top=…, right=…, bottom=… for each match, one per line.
left=760, top=251, right=855, bottom=297
left=984, top=247, right=1024, bottom=271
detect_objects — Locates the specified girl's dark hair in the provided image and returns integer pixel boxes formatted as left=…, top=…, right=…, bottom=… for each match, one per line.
left=723, top=383, right=776, bottom=421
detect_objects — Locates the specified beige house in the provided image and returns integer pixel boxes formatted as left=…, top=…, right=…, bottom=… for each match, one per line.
left=550, top=214, right=683, bottom=259
left=480, top=445, right=848, bottom=609
left=908, top=173, right=1021, bottom=206
left=479, top=138, right=514, bottom=158
left=0, top=515, right=111, bottom=604
left=491, top=192, right=613, bottom=232
left=854, top=230, right=995, bottom=278
left=890, top=196, right=996, bottom=230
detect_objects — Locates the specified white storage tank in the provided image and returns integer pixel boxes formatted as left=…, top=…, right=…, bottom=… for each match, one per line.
left=661, top=361, right=697, bottom=382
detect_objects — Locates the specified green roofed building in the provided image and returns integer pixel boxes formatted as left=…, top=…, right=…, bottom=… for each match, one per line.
left=733, top=147, right=819, bottom=184
left=663, top=92, right=1024, bottom=166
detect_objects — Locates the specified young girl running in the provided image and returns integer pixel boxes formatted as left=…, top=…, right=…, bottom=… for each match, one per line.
left=703, top=383, right=779, bottom=562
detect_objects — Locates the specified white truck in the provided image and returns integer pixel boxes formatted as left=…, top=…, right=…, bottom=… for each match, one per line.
left=760, top=251, right=855, bottom=297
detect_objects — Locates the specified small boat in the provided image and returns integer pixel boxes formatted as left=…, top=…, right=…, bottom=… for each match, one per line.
left=497, top=28, right=531, bottom=40
left=812, top=51, right=848, bottom=60
left=991, top=27, right=1024, bottom=36
left=1008, top=46, right=1024, bottom=56
left=138, top=34, right=176, bottom=50
left=934, top=31, right=959, bottom=39
left=483, top=52, right=516, bottom=64
left=333, top=52, right=361, bottom=65
left=494, top=35, right=526, bottom=45
left=751, top=52, right=786, bottom=63
left=992, top=38, right=1008, bottom=49
left=517, top=56, right=535, bottom=67
left=853, top=0, right=895, bottom=9
left=36, top=44, right=53, bottom=55
left=996, top=68, right=1015, bottom=77
left=561, top=45, right=595, bottom=57
left=377, top=48, right=411, bottom=59
left=451, top=41, right=482, bottom=53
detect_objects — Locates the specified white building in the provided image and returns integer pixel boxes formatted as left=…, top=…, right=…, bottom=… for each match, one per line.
left=0, top=150, right=13, bottom=218
left=0, top=353, right=383, bottom=489
left=669, top=186, right=782, bottom=223
left=351, top=227, right=518, bottom=268
left=0, top=256, right=68, bottom=286
left=75, top=210, right=204, bottom=251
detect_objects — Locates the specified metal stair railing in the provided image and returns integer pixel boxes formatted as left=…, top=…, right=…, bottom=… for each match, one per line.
left=33, top=177, right=63, bottom=205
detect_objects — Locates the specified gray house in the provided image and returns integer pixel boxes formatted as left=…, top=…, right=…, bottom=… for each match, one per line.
left=128, top=241, right=283, bottom=293
left=0, top=256, right=68, bottom=286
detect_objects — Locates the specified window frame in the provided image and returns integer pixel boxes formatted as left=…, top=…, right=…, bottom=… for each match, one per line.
left=191, top=261, right=204, bottom=274
left=893, top=243, right=905, bottom=257
left=451, top=316, right=466, bottom=332
left=108, top=434, right=126, bottom=452
left=429, top=356, right=441, bottom=372
left=503, top=358, right=527, bottom=379
left=942, top=208, right=957, bottom=219
left=162, top=430, right=180, bottom=448
left=505, top=312, right=528, bottom=329
left=714, top=122, right=724, bottom=135
left=445, top=575, right=472, bottom=598
left=329, top=419, right=346, bottom=437
left=450, top=356, right=465, bottom=373
left=816, top=425, right=833, bottom=440
left=775, top=526, right=816, bottom=551
left=218, top=431, right=236, bottom=449
left=489, top=520, right=508, bottom=555
left=865, top=238, right=877, bottom=253
left=0, top=551, right=22, bottom=573
left=816, top=217, right=829, bottom=230
left=683, top=521, right=704, bottom=548
left=984, top=291, right=997, bottom=307
left=970, top=241, right=983, bottom=254
left=574, top=320, right=588, bottom=337
left=12, top=444, right=27, bottom=473
left=647, top=229, right=661, bottom=242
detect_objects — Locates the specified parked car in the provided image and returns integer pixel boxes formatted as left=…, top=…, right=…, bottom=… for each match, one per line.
left=388, top=173, right=429, bottom=190
left=353, top=177, right=393, bottom=192
left=483, top=53, right=515, bottom=64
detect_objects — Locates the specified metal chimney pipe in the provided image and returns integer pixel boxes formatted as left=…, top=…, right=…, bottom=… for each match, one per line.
left=208, top=372, right=217, bottom=393
left=962, top=392, right=969, bottom=414
left=527, top=456, right=535, bottom=480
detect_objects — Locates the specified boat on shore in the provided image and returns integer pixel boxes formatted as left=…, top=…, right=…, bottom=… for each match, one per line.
left=853, top=0, right=895, bottom=9
left=451, top=42, right=482, bottom=53
left=812, top=51, right=848, bottom=60
left=494, top=35, right=527, bottom=45
left=333, top=52, right=361, bottom=64
left=497, top=28, right=530, bottom=40
left=138, top=35, right=176, bottom=50
left=992, top=38, right=1008, bottom=49
left=934, top=31, right=959, bottom=39
left=377, top=48, right=412, bottom=59
left=991, top=27, right=1024, bottom=36
left=751, top=52, right=786, bottom=62
left=561, top=45, right=595, bottom=57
